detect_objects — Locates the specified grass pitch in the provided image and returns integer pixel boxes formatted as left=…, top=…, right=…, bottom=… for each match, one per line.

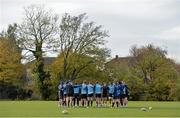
left=0, top=101, right=179, bottom=117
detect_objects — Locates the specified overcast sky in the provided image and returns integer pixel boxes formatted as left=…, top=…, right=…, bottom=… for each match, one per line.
left=0, top=0, right=180, bottom=62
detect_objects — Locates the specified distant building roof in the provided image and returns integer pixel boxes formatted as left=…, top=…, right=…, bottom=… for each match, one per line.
left=43, top=57, right=56, bottom=65
left=26, top=57, right=56, bottom=66
left=106, top=55, right=133, bottom=65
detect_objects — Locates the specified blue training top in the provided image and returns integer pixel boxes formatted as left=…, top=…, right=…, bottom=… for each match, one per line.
left=73, top=85, right=81, bottom=94
left=87, top=84, right=94, bottom=95
left=108, top=84, right=114, bottom=94
left=121, top=84, right=129, bottom=95
left=117, top=84, right=122, bottom=96
left=95, top=84, right=102, bottom=94
left=58, top=83, right=64, bottom=91
left=113, top=84, right=121, bottom=97
left=81, top=83, right=87, bottom=94
left=63, top=84, right=67, bottom=95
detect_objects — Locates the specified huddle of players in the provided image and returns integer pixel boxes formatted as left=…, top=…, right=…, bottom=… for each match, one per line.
left=58, top=80, right=129, bottom=108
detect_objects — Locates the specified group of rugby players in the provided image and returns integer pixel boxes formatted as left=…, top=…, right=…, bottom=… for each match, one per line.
left=58, top=80, right=129, bottom=108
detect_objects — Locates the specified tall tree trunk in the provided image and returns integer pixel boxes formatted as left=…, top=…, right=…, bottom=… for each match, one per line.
left=63, top=58, right=68, bottom=81
left=34, top=44, right=46, bottom=99
left=143, top=70, right=148, bottom=84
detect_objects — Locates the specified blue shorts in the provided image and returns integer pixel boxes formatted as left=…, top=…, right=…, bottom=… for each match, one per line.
left=120, top=94, right=127, bottom=98
left=96, top=94, right=101, bottom=98
left=109, top=93, right=113, bottom=97
left=81, top=94, right=87, bottom=99
left=113, top=96, right=120, bottom=99
left=74, top=93, right=79, bottom=98
left=88, top=94, right=93, bottom=97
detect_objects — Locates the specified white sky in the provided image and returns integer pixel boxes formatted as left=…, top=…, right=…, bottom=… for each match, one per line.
left=0, top=0, right=180, bottom=62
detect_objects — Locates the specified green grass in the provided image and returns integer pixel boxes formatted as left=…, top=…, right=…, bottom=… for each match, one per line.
left=0, top=101, right=180, bottom=117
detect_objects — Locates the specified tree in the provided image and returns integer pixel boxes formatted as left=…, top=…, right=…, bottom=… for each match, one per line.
left=0, top=23, right=22, bottom=53
left=17, top=5, right=58, bottom=99
left=0, top=37, right=24, bottom=99
left=129, top=44, right=178, bottom=100
left=129, top=44, right=177, bottom=84
left=56, top=13, right=109, bottom=81
left=0, top=37, right=23, bottom=84
left=6, top=23, right=18, bottom=42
